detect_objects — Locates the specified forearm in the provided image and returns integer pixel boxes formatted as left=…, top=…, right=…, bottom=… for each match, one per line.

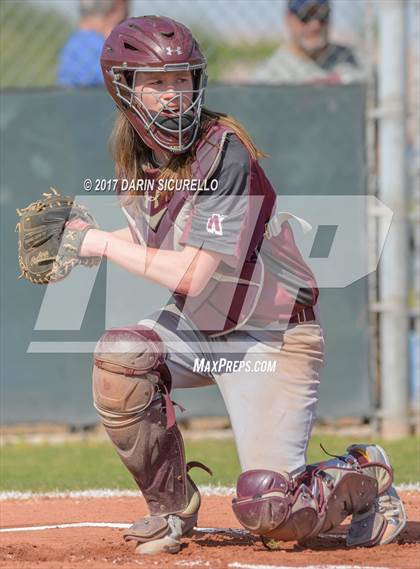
left=88, top=230, right=195, bottom=291
left=111, top=227, right=135, bottom=243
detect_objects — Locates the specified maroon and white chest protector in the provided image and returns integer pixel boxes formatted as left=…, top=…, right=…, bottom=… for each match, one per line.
left=120, top=124, right=318, bottom=336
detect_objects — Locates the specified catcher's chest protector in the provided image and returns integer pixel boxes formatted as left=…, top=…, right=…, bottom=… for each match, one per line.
left=121, top=124, right=318, bottom=335
left=121, top=125, right=237, bottom=252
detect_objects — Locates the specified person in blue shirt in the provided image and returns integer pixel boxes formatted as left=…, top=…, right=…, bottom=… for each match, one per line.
left=57, top=0, right=129, bottom=87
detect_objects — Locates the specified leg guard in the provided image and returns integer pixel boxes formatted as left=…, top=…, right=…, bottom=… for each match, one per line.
left=93, top=325, right=212, bottom=549
left=232, top=444, right=393, bottom=546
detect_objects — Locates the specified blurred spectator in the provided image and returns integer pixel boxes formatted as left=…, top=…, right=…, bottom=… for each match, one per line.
left=57, top=0, right=129, bottom=87
left=252, top=0, right=363, bottom=84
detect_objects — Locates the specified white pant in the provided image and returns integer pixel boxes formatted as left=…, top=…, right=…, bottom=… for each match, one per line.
left=140, top=305, right=325, bottom=474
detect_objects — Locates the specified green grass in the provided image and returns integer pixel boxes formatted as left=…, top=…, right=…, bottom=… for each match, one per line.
left=1, top=435, right=419, bottom=492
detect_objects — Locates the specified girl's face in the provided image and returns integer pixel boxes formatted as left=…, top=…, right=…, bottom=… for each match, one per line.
left=134, top=70, right=194, bottom=114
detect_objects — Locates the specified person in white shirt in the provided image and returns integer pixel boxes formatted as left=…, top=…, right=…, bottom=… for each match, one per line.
left=252, top=0, right=364, bottom=84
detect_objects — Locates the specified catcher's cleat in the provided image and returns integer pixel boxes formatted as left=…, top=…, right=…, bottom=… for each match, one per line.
left=124, top=467, right=204, bottom=555
left=133, top=515, right=184, bottom=555
left=347, top=485, right=407, bottom=547
left=346, top=444, right=406, bottom=547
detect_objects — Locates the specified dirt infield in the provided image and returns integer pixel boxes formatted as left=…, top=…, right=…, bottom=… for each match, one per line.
left=1, top=491, right=419, bottom=569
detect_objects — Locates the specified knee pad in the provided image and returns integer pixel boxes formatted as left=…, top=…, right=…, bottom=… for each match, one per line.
left=94, top=325, right=167, bottom=378
left=92, top=325, right=169, bottom=429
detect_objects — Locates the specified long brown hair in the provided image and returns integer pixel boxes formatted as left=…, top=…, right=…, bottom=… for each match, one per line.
left=110, top=108, right=266, bottom=208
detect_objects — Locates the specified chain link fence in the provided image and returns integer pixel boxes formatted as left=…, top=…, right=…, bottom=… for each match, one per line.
left=1, top=0, right=367, bottom=88
left=0, top=1, right=72, bottom=88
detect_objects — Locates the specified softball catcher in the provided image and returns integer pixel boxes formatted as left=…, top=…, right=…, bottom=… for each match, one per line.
left=18, top=15, right=406, bottom=555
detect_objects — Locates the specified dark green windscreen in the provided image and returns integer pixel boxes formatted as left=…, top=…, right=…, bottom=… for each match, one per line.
left=0, top=84, right=369, bottom=424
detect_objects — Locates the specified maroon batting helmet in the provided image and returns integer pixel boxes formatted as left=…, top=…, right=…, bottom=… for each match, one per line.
left=101, top=15, right=207, bottom=154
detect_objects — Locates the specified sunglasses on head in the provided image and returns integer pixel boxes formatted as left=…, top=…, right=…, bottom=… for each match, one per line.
left=294, top=5, right=330, bottom=24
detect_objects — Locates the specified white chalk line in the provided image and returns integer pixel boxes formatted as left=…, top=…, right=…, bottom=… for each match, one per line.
left=175, top=562, right=210, bottom=567
left=174, top=564, right=391, bottom=569
left=0, top=522, right=343, bottom=538
left=0, top=522, right=343, bottom=540
left=229, top=564, right=391, bottom=569
left=0, top=523, right=248, bottom=536
left=0, top=485, right=235, bottom=501
left=1, top=482, right=418, bottom=501
left=175, top=564, right=391, bottom=569
left=0, top=522, right=130, bottom=533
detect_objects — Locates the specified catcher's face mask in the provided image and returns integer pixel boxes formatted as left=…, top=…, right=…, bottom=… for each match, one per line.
left=111, top=65, right=206, bottom=153
left=101, top=15, right=208, bottom=154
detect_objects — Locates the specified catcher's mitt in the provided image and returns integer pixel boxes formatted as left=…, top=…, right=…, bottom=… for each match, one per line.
left=16, top=187, right=101, bottom=284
